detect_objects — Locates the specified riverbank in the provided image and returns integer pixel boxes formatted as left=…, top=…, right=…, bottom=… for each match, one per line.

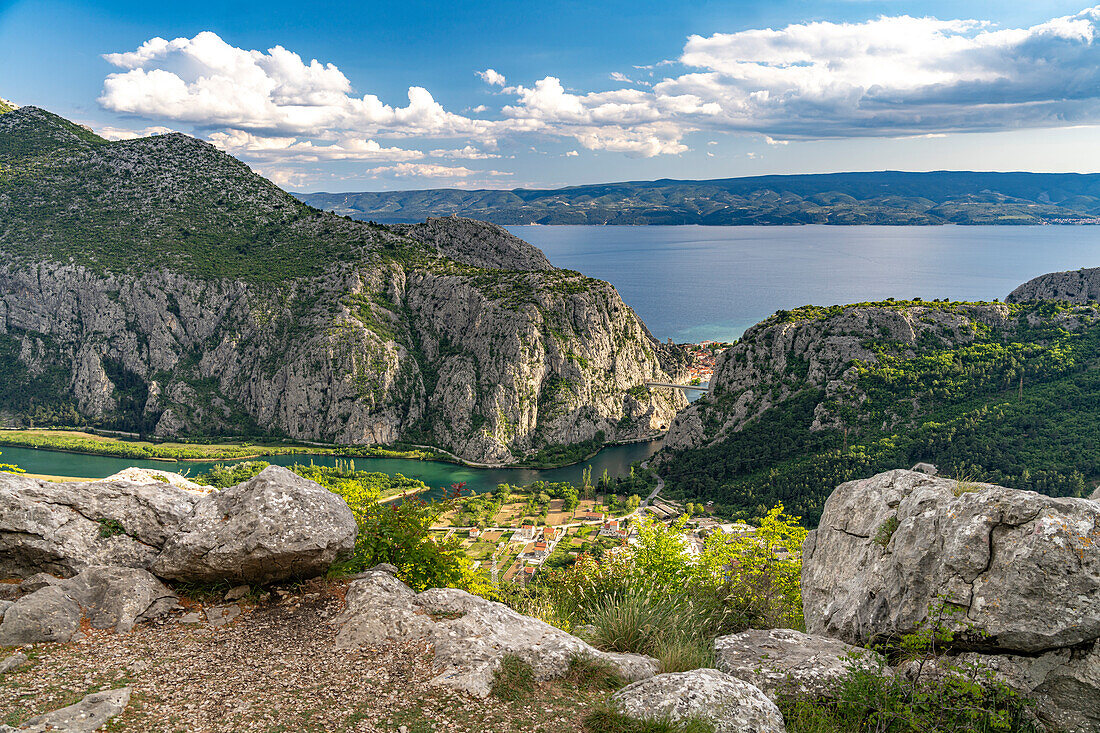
left=0, top=429, right=453, bottom=464
left=0, top=429, right=662, bottom=472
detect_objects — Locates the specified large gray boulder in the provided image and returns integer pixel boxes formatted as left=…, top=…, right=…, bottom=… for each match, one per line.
left=1, top=687, right=130, bottom=732
left=715, top=628, right=889, bottom=701
left=0, top=585, right=81, bottom=645
left=611, top=668, right=785, bottom=733
left=0, top=566, right=176, bottom=645
left=0, top=472, right=201, bottom=577
left=803, top=469, right=1100, bottom=653
left=333, top=568, right=658, bottom=697
left=152, top=466, right=357, bottom=583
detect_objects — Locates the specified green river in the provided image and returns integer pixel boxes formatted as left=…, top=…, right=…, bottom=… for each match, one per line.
left=0, top=441, right=663, bottom=499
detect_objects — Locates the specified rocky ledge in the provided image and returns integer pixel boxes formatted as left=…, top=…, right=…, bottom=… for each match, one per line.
left=803, top=468, right=1100, bottom=732
left=0, top=465, right=356, bottom=584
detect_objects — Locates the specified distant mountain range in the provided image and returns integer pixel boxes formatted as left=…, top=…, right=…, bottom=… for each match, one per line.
left=296, top=171, right=1100, bottom=225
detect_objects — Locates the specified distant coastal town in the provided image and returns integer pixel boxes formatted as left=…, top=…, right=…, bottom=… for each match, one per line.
left=673, top=340, right=732, bottom=386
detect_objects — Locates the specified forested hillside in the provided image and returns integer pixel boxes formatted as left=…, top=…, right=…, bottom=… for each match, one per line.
left=297, top=171, right=1100, bottom=225
left=658, top=296, right=1100, bottom=525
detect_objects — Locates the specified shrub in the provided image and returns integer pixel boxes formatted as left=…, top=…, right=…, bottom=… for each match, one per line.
left=491, top=654, right=536, bottom=701
left=778, top=662, right=1041, bottom=733
left=779, top=602, right=1042, bottom=733
left=97, top=518, right=126, bottom=538
left=874, top=515, right=900, bottom=547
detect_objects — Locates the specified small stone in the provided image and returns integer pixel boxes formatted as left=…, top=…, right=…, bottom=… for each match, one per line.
left=205, top=604, right=241, bottom=627
left=10, top=687, right=130, bottom=732
left=224, top=584, right=250, bottom=601
left=0, top=651, right=27, bottom=674
left=19, top=572, right=61, bottom=594
left=179, top=612, right=203, bottom=624
left=0, top=583, right=20, bottom=601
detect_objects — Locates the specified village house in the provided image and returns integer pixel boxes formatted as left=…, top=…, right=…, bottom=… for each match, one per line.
left=512, top=524, right=536, bottom=543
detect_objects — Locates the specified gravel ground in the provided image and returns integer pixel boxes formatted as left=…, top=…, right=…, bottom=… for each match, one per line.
left=0, top=579, right=600, bottom=733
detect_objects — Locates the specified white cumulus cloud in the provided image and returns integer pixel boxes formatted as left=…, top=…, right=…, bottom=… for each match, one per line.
left=477, top=68, right=507, bottom=86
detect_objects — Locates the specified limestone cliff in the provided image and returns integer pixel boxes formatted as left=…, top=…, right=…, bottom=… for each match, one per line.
left=662, top=302, right=1030, bottom=454
left=0, top=106, right=686, bottom=463
left=1007, top=266, right=1100, bottom=304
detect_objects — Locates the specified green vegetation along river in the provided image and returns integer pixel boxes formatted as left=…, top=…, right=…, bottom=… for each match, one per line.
left=0, top=441, right=663, bottom=499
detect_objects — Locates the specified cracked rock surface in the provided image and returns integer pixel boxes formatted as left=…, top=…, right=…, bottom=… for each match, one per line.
left=803, top=468, right=1100, bottom=732
left=612, top=668, right=785, bottom=733
left=0, top=566, right=176, bottom=645
left=714, top=628, right=889, bottom=701
left=333, top=568, right=659, bottom=698
left=803, top=469, right=1100, bottom=653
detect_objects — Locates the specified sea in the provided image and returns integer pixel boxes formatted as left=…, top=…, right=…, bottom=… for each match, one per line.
left=508, top=225, right=1100, bottom=343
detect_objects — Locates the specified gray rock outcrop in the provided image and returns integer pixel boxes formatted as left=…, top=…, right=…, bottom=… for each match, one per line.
left=1007, top=267, right=1100, bottom=304
left=715, top=628, right=889, bottom=700
left=153, top=466, right=357, bottom=583
left=611, top=668, right=785, bottom=733
left=0, top=107, right=687, bottom=464
left=394, top=217, right=554, bottom=271
left=804, top=468, right=1100, bottom=731
left=0, top=566, right=176, bottom=645
left=333, top=568, right=658, bottom=697
left=1, top=687, right=130, bottom=732
left=0, top=472, right=200, bottom=578
left=1, top=467, right=357, bottom=585
left=803, top=469, right=1100, bottom=652
left=660, top=302, right=1018, bottom=456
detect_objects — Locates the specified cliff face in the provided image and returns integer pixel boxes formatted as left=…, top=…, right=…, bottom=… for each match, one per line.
left=656, top=293, right=1100, bottom=523
left=1008, top=267, right=1100, bottom=304
left=0, top=106, right=685, bottom=463
left=661, top=302, right=1019, bottom=454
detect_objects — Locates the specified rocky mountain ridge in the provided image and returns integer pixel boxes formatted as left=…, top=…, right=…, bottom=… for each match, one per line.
left=1009, top=266, right=1100, bottom=304
left=297, top=170, right=1100, bottom=225
left=657, top=277, right=1100, bottom=523
left=0, top=105, right=685, bottom=463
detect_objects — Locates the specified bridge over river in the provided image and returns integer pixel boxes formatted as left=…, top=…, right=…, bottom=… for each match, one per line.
left=644, top=381, right=710, bottom=392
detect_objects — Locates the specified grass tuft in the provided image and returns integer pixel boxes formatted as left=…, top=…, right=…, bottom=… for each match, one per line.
left=564, top=654, right=626, bottom=691
left=491, top=654, right=537, bottom=701
left=582, top=708, right=716, bottom=733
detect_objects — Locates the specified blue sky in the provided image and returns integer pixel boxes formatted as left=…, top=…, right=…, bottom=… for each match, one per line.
left=3, top=0, right=1100, bottom=191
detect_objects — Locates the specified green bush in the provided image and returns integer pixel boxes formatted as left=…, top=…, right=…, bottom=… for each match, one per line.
left=779, top=662, right=1041, bottom=733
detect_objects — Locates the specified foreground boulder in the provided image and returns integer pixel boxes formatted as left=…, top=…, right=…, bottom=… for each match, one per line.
left=333, top=567, right=658, bottom=697
left=0, top=566, right=176, bottom=645
left=715, top=628, right=889, bottom=701
left=804, top=468, right=1100, bottom=731
left=0, top=472, right=200, bottom=577
left=0, top=687, right=130, bottom=732
left=1, top=466, right=357, bottom=585
left=612, top=668, right=785, bottom=733
left=153, top=466, right=357, bottom=583
left=803, top=469, right=1100, bottom=653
